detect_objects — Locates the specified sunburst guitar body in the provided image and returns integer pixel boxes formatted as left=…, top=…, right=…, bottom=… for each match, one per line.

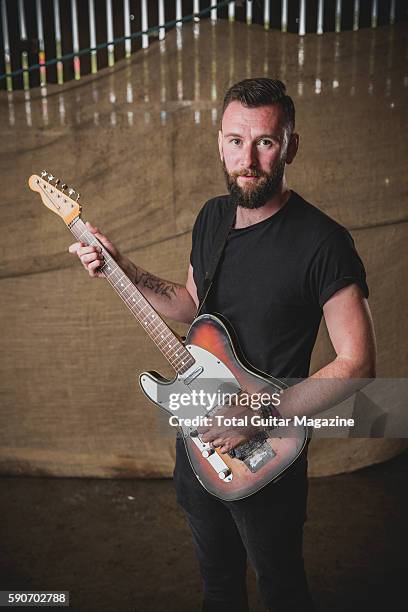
left=140, top=314, right=307, bottom=501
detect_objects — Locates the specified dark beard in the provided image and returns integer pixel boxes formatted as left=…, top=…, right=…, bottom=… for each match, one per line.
left=223, top=157, right=286, bottom=210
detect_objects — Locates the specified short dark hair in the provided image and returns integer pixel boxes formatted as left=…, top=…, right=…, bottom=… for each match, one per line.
left=222, top=78, right=295, bottom=134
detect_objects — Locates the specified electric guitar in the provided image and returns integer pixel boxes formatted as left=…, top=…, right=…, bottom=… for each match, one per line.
left=29, top=171, right=308, bottom=501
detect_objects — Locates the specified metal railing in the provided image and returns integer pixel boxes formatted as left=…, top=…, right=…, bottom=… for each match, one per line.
left=0, top=0, right=403, bottom=92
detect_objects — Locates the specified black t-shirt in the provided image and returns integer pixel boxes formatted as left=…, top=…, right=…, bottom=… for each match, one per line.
left=190, top=190, right=369, bottom=379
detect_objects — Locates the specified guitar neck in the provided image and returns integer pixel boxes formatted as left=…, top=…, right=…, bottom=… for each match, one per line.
left=70, top=218, right=195, bottom=375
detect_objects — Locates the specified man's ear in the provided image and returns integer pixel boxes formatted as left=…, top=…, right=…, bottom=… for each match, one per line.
left=218, top=130, right=224, bottom=162
left=286, top=132, right=299, bottom=165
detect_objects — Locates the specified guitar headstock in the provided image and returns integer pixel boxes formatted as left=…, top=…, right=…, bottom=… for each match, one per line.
left=28, top=171, right=82, bottom=226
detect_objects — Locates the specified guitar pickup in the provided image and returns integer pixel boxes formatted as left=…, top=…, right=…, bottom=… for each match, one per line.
left=228, top=432, right=276, bottom=472
left=183, top=366, right=204, bottom=385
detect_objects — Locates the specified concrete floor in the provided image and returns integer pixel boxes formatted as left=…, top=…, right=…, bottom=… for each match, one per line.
left=0, top=450, right=406, bottom=612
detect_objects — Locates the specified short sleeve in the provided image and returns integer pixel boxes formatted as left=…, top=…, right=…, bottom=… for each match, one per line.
left=308, top=228, right=369, bottom=308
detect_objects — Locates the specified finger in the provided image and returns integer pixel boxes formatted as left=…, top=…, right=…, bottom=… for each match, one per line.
left=85, top=221, right=107, bottom=244
left=88, top=257, right=103, bottom=268
left=85, top=221, right=100, bottom=234
left=201, top=431, right=218, bottom=443
left=81, top=251, right=103, bottom=266
left=86, top=221, right=117, bottom=255
left=68, top=242, right=84, bottom=254
left=88, top=259, right=104, bottom=275
left=210, top=437, right=224, bottom=448
left=78, top=245, right=102, bottom=257
left=220, top=437, right=241, bottom=453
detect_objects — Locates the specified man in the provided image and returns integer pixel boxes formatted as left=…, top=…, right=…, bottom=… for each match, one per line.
left=69, top=78, right=376, bottom=611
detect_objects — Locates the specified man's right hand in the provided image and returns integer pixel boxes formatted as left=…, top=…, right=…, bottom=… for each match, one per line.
left=68, top=221, right=121, bottom=278
left=68, top=221, right=198, bottom=324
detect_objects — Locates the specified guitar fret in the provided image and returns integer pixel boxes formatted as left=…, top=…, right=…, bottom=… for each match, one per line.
left=172, top=353, right=191, bottom=367
left=112, top=276, right=127, bottom=288
left=147, top=320, right=164, bottom=335
left=157, top=335, right=174, bottom=349
left=119, top=281, right=131, bottom=291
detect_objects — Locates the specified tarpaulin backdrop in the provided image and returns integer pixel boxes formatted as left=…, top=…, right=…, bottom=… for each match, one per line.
left=1, top=21, right=407, bottom=477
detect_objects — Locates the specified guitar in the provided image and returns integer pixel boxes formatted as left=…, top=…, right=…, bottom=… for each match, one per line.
left=29, top=171, right=307, bottom=501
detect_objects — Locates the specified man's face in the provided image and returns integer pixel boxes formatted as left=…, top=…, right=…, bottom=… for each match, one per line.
left=218, top=101, right=294, bottom=209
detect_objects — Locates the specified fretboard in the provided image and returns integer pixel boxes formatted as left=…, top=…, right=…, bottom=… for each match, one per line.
left=70, top=218, right=195, bottom=375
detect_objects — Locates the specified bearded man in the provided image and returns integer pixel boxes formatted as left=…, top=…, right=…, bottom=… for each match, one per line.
left=69, top=78, right=376, bottom=611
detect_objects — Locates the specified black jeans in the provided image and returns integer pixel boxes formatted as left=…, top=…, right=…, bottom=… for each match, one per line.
left=173, top=438, right=315, bottom=612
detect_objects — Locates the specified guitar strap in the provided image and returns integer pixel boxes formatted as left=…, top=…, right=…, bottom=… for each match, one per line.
left=196, top=201, right=238, bottom=317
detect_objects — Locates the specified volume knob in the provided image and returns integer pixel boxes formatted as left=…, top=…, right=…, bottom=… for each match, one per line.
left=202, top=448, right=214, bottom=459
left=218, top=468, right=232, bottom=480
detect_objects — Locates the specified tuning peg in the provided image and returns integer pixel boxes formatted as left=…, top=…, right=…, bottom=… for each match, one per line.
left=54, top=178, right=60, bottom=187
left=75, top=193, right=81, bottom=202
left=61, top=183, right=68, bottom=191
left=68, top=187, right=76, bottom=197
left=41, top=170, right=48, bottom=178
left=47, top=174, right=55, bottom=182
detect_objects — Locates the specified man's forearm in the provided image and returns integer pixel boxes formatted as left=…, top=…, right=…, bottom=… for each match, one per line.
left=278, top=356, right=376, bottom=420
left=118, top=255, right=197, bottom=324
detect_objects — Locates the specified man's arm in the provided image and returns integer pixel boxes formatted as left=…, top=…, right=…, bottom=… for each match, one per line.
left=121, top=259, right=199, bottom=324
left=314, top=282, right=376, bottom=379
left=200, top=283, right=377, bottom=452
left=278, top=282, right=377, bottom=418
left=68, top=221, right=199, bottom=325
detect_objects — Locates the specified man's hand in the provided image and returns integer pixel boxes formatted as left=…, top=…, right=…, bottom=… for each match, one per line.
left=198, top=396, right=262, bottom=454
left=68, top=222, right=197, bottom=324
left=68, top=221, right=121, bottom=277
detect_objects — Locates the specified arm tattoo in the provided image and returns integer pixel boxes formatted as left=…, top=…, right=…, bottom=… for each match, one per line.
left=134, top=269, right=179, bottom=300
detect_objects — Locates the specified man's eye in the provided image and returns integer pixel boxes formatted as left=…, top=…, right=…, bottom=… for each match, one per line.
left=258, top=139, right=273, bottom=147
left=230, top=138, right=241, bottom=145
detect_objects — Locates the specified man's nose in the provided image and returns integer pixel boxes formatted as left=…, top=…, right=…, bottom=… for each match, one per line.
left=240, top=143, right=258, bottom=169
